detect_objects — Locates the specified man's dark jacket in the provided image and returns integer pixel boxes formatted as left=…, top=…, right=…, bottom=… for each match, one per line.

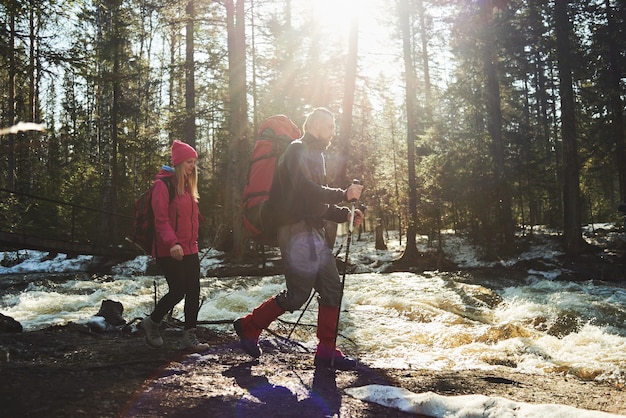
left=269, top=132, right=348, bottom=229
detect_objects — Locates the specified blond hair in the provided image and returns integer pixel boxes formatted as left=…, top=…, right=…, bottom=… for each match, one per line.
left=174, top=164, right=199, bottom=202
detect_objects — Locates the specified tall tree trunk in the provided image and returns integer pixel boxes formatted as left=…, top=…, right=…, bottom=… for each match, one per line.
left=168, top=22, right=177, bottom=145
left=389, top=104, right=402, bottom=245
left=335, top=14, right=358, bottom=188
left=326, top=13, right=359, bottom=248
left=480, top=0, right=514, bottom=249
left=7, top=8, right=17, bottom=191
left=184, top=0, right=196, bottom=148
left=250, top=0, right=258, bottom=132
left=27, top=1, right=37, bottom=192
left=417, top=0, right=432, bottom=125
left=110, top=12, right=121, bottom=246
left=96, top=1, right=122, bottom=247
left=277, top=0, right=299, bottom=112
left=554, top=1, right=585, bottom=254
left=225, top=0, right=249, bottom=260
left=605, top=0, right=626, bottom=203
left=398, top=0, right=420, bottom=262
left=529, top=0, right=560, bottom=227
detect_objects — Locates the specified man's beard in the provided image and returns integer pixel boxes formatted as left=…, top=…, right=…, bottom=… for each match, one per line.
left=308, top=134, right=332, bottom=150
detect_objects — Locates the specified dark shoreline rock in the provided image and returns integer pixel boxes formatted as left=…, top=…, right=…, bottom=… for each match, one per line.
left=0, top=313, right=22, bottom=333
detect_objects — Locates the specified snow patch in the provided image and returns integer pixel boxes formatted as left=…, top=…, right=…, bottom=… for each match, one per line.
left=345, top=385, right=623, bottom=418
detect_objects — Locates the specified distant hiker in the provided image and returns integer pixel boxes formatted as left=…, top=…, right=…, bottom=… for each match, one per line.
left=233, top=107, right=364, bottom=370
left=141, top=140, right=209, bottom=352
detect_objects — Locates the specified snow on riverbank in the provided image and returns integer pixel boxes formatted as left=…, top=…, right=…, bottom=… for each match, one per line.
left=346, top=385, right=623, bottom=418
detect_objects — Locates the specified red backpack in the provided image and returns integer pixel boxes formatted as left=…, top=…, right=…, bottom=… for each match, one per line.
left=126, top=177, right=175, bottom=255
left=242, top=115, right=301, bottom=245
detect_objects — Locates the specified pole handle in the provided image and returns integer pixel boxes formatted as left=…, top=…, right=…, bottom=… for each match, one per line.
left=348, top=179, right=361, bottom=232
left=349, top=179, right=361, bottom=202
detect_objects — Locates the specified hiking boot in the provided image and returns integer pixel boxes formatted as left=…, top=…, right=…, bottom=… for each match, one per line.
left=180, top=328, right=209, bottom=352
left=233, top=318, right=262, bottom=358
left=233, top=297, right=285, bottom=359
left=314, top=346, right=358, bottom=371
left=315, top=304, right=358, bottom=371
left=141, top=316, right=163, bottom=348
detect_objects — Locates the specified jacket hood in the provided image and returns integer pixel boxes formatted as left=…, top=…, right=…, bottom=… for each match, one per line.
left=155, top=165, right=175, bottom=180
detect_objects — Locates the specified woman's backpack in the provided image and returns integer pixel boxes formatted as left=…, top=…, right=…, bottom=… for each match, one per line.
left=126, top=177, right=175, bottom=254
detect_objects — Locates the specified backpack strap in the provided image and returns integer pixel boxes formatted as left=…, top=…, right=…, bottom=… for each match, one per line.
left=160, top=176, right=176, bottom=202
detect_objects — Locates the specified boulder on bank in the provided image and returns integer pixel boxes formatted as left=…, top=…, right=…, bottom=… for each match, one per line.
left=88, top=299, right=126, bottom=332
left=0, top=312, right=22, bottom=333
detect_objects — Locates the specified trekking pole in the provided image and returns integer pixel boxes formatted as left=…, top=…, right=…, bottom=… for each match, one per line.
left=331, top=179, right=360, bottom=368
left=286, top=290, right=317, bottom=341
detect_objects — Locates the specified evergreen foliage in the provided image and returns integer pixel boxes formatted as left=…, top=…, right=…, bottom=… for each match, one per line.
left=0, top=0, right=624, bottom=257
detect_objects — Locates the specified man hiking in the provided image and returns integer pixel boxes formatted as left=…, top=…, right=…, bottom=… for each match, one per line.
left=234, top=107, right=364, bottom=370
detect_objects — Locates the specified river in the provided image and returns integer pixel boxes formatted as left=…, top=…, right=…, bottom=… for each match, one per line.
left=1, top=230, right=625, bottom=388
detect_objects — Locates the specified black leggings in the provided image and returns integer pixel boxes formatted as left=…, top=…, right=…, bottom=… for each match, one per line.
left=151, top=253, right=201, bottom=330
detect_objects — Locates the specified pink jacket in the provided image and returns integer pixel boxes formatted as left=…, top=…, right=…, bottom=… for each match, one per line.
left=151, top=168, right=199, bottom=258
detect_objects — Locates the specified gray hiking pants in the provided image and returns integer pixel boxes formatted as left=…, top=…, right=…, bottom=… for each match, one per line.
left=275, top=220, right=342, bottom=311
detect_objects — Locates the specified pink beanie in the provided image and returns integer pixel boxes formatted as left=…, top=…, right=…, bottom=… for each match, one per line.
left=171, top=140, right=198, bottom=166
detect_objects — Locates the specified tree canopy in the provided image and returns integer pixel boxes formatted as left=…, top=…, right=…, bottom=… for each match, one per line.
left=1, top=0, right=624, bottom=258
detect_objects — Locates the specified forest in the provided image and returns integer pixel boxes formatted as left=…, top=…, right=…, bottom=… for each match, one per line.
left=1, top=0, right=625, bottom=261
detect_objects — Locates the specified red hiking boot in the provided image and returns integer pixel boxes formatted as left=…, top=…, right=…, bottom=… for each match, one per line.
left=314, top=305, right=357, bottom=370
left=233, top=297, right=284, bottom=358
